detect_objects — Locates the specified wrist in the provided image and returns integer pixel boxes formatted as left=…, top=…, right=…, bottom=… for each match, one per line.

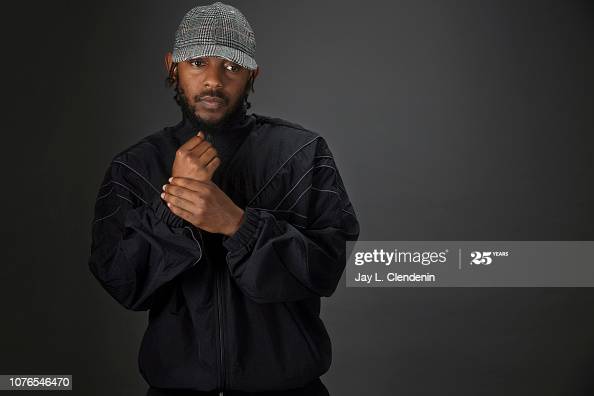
left=222, top=207, right=262, bottom=254
left=225, top=208, right=245, bottom=237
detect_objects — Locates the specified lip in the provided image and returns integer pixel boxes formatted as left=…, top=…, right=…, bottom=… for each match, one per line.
left=199, top=96, right=226, bottom=110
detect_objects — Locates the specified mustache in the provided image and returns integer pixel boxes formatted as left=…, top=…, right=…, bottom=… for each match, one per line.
left=196, top=90, right=228, bottom=103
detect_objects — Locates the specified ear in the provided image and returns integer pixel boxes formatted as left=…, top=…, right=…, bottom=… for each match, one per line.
left=164, top=51, right=174, bottom=75
left=251, top=66, right=260, bottom=80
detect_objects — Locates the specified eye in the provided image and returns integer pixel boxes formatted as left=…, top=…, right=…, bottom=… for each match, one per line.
left=189, top=58, right=206, bottom=67
left=225, top=62, right=241, bottom=72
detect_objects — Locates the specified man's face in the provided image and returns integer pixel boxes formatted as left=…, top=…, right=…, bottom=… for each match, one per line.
left=169, top=55, right=257, bottom=130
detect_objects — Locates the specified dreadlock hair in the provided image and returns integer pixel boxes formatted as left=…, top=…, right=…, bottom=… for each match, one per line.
left=165, top=62, right=256, bottom=109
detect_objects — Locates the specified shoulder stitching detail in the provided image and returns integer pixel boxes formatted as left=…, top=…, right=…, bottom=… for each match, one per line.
left=111, top=180, right=148, bottom=205
left=94, top=206, right=121, bottom=223
left=254, top=114, right=312, bottom=133
left=273, top=164, right=336, bottom=210
left=112, top=160, right=160, bottom=194
left=96, top=187, right=114, bottom=201
left=246, top=135, right=321, bottom=206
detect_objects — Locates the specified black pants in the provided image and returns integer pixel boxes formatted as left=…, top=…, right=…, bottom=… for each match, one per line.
left=146, top=378, right=330, bottom=396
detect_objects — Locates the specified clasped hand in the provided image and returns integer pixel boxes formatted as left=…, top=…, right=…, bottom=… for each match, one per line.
left=161, top=131, right=244, bottom=236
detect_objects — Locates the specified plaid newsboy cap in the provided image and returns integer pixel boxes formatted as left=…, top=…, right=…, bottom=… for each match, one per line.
left=172, top=2, right=258, bottom=71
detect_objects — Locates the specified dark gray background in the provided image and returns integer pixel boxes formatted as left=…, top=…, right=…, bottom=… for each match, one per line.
left=2, top=0, right=594, bottom=395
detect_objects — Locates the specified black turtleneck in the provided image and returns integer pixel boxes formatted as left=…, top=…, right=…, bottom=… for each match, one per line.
left=175, top=100, right=256, bottom=180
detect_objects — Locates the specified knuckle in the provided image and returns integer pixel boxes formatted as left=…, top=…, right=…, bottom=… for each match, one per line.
left=176, top=149, right=187, bottom=157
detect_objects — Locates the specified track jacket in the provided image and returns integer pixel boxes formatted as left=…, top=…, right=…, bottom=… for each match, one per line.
left=88, top=107, right=360, bottom=392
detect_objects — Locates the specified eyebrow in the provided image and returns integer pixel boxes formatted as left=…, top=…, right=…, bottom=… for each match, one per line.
left=187, top=56, right=239, bottom=64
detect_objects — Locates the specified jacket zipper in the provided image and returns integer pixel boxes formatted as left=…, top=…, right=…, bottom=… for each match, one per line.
left=199, top=228, right=225, bottom=394
left=206, top=163, right=227, bottom=394
left=215, top=242, right=226, bottom=392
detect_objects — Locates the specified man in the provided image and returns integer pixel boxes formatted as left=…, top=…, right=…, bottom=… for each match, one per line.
left=88, top=2, right=360, bottom=395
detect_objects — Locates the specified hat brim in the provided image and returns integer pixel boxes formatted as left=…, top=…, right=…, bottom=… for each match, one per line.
left=172, top=44, right=258, bottom=71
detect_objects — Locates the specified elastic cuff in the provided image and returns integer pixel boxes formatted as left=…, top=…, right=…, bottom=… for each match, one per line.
left=222, top=207, right=261, bottom=253
left=150, top=194, right=185, bottom=228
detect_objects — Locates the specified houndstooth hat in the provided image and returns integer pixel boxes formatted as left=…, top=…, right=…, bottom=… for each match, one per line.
left=172, top=2, right=257, bottom=70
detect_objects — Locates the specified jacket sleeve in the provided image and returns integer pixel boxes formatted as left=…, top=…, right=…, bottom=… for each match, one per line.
left=221, top=137, right=360, bottom=303
left=88, top=155, right=203, bottom=311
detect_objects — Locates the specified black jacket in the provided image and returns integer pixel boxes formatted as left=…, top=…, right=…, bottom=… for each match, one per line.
left=88, top=109, right=360, bottom=392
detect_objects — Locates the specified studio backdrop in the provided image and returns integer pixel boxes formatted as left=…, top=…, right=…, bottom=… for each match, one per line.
left=2, top=1, right=594, bottom=395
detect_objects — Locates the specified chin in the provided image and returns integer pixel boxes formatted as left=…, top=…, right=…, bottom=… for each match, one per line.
left=197, top=112, right=224, bottom=125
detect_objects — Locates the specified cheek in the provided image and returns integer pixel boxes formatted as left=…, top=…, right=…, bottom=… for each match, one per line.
left=228, top=82, right=249, bottom=102
left=181, top=86, right=198, bottom=102
left=178, top=77, right=202, bottom=101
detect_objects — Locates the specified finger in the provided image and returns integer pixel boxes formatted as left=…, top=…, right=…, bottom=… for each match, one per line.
left=166, top=202, right=194, bottom=222
left=163, top=184, right=196, bottom=201
left=178, top=131, right=205, bottom=152
left=189, top=139, right=216, bottom=157
left=199, top=147, right=218, bottom=165
left=161, top=191, right=194, bottom=212
left=205, top=157, right=221, bottom=175
left=169, top=177, right=208, bottom=192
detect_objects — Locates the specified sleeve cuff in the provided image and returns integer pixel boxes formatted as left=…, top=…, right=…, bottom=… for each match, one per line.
left=222, top=207, right=261, bottom=253
left=150, top=194, right=185, bottom=228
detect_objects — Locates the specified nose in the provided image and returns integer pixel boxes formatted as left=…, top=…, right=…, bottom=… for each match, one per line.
left=203, top=62, right=224, bottom=89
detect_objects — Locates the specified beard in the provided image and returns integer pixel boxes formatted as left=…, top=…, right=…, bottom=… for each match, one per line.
left=175, top=84, right=248, bottom=136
